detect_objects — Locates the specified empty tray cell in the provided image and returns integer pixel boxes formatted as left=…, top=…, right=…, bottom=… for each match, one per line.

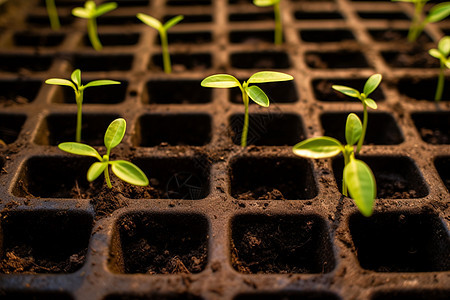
left=0, top=291, right=73, bottom=299
left=229, top=12, right=274, bottom=22
left=160, top=31, right=212, bottom=45
left=0, top=113, right=26, bottom=144
left=312, top=78, right=385, bottom=102
left=321, top=112, right=403, bottom=145
left=333, top=156, right=428, bottom=199
left=146, top=79, right=211, bottom=104
left=295, top=11, right=343, bottom=20
left=82, top=33, right=140, bottom=46
left=412, top=112, right=450, bottom=144
left=136, top=113, right=211, bottom=146
left=349, top=211, right=450, bottom=272
left=230, top=51, right=290, bottom=69
left=230, top=80, right=298, bottom=104
left=12, top=156, right=96, bottom=198
left=398, top=77, right=450, bottom=101
left=230, top=30, right=280, bottom=44
left=357, top=11, right=409, bottom=20
left=234, top=291, right=341, bottom=300
left=0, top=210, right=93, bottom=274
left=72, top=55, right=133, bottom=71
left=151, top=53, right=211, bottom=71
left=300, top=29, right=355, bottom=43
left=13, top=31, right=65, bottom=47
left=133, top=157, right=210, bottom=199
left=109, top=212, right=208, bottom=274
left=369, top=29, right=431, bottom=43
left=98, top=16, right=142, bottom=25
left=230, top=156, right=317, bottom=200
left=306, top=51, right=369, bottom=69
left=435, top=156, right=450, bottom=191
left=52, top=79, right=127, bottom=104
left=34, top=113, right=120, bottom=146
left=231, top=214, right=335, bottom=274
left=229, top=113, right=305, bottom=146
left=167, top=0, right=211, bottom=5
left=26, top=15, right=74, bottom=27
left=105, top=294, right=202, bottom=300
left=382, top=50, right=439, bottom=68
left=38, top=0, right=87, bottom=7
left=0, top=79, right=42, bottom=105
left=0, top=54, right=52, bottom=72
left=164, top=14, right=212, bottom=23
left=371, top=289, right=450, bottom=300
left=114, top=0, right=150, bottom=6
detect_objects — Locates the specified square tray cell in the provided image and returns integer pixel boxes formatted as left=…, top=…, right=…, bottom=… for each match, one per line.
left=231, top=214, right=335, bottom=274
left=0, top=54, right=52, bottom=72
left=98, top=16, right=142, bottom=25
left=146, top=79, right=211, bottom=104
left=13, top=32, right=65, bottom=47
left=230, top=80, right=298, bottom=104
left=229, top=113, right=305, bottom=146
left=34, top=113, right=120, bottom=146
left=167, top=0, right=211, bottom=5
left=412, top=112, right=450, bottom=144
left=369, top=29, right=431, bottom=43
left=230, top=30, right=280, bottom=44
left=0, top=291, right=73, bottom=299
left=234, top=292, right=341, bottom=300
left=305, top=51, right=369, bottom=69
left=230, top=51, right=290, bottom=69
left=434, top=156, right=450, bottom=192
left=38, top=0, right=87, bottom=7
left=0, top=113, right=26, bottom=144
left=158, top=32, right=212, bottom=45
left=349, top=212, right=450, bottom=272
left=230, top=156, right=317, bottom=200
left=229, top=12, right=274, bottom=22
left=320, top=112, right=403, bottom=145
left=164, top=14, right=212, bottom=23
left=398, top=77, right=450, bottom=101
left=82, top=33, right=140, bottom=47
left=114, top=0, right=150, bottom=6
left=135, top=113, right=211, bottom=146
left=26, top=15, right=74, bottom=27
left=381, top=51, right=439, bottom=69
left=0, top=210, right=92, bottom=274
left=312, top=78, right=385, bottom=102
left=109, top=212, right=208, bottom=274
left=52, top=80, right=127, bottom=104
left=151, top=53, right=211, bottom=71
left=300, top=29, right=355, bottom=43
left=333, top=156, right=428, bottom=199
left=133, top=157, right=210, bottom=199
left=0, top=79, right=41, bottom=105
left=371, top=289, right=450, bottom=300
left=357, top=11, right=409, bottom=20
left=12, top=156, right=96, bottom=198
left=295, top=11, right=343, bottom=20
left=71, top=55, right=133, bottom=71
left=105, top=294, right=202, bottom=300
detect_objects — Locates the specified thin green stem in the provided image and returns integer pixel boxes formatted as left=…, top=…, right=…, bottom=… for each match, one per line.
left=241, top=88, right=250, bottom=147
left=342, top=149, right=350, bottom=197
left=104, top=165, right=112, bottom=188
left=356, top=103, right=368, bottom=154
left=46, top=0, right=60, bottom=30
left=435, top=61, right=445, bottom=101
left=274, top=2, right=282, bottom=45
left=408, top=1, right=426, bottom=42
left=88, top=17, right=102, bottom=51
left=75, top=90, right=84, bottom=143
left=160, top=30, right=171, bottom=74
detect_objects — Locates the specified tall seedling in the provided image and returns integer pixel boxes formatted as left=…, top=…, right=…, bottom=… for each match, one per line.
left=429, top=36, right=450, bottom=101
left=253, top=0, right=283, bottom=45
left=46, top=0, right=60, bottom=30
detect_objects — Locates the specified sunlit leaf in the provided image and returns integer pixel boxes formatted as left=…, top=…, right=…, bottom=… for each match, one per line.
left=137, top=13, right=163, bottom=31
left=332, top=85, right=360, bottom=98
left=429, top=48, right=443, bottom=60
left=111, top=160, right=149, bottom=186
left=246, top=85, right=270, bottom=107
left=427, top=2, right=450, bottom=23
left=364, top=98, right=378, bottom=109
left=58, top=142, right=101, bottom=160
left=164, top=15, right=184, bottom=30
left=293, top=137, right=343, bottom=159
left=201, top=74, right=241, bottom=88
left=248, top=71, right=293, bottom=84
left=104, top=118, right=126, bottom=150
left=71, top=69, right=81, bottom=87
left=363, top=74, right=382, bottom=97
left=72, top=7, right=91, bottom=19
left=87, top=162, right=107, bottom=182
left=45, top=78, right=76, bottom=90
left=84, top=80, right=121, bottom=88
left=93, top=2, right=118, bottom=18
left=438, top=36, right=450, bottom=57
left=253, top=0, right=279, bottom=7
left=345, top=113, right=362, bottom=146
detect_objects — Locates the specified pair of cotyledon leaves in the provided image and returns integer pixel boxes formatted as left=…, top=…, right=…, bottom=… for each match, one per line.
left=332, top=74, right=381, bottom=109
left=429, top=36, right=450, bottom=68
left=72, top=1, right=117, bottom=19
left=136, top=13, right=184, bottom=33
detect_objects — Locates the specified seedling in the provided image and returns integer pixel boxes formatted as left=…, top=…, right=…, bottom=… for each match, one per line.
left=45, top=69, right=121, bottom=143
left=201, top=71, right=293, bottom=147
left=293, top=113, right=376, bottom=217
left=429, top=36, right=450, bottom=101
left=46, top=0, right=60, bottom=30
left=253, top=0, right=283, bottom=45
left=58, top=118, right=149, bottom=189
left=392, top=1, right=450, bottom=42
left=72, top=1, right=118, bottom=51
left=136, top=13, right=184, bottom=74
left=332, top=74, right=382, bottom=154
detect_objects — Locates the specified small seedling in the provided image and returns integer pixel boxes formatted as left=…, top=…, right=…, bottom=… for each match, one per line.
left=293, top=113, right=376, bottom=217
left=201, top=71, right=293, bottom=147
left=429, top=36, right=450, bottom=101
left=136, top=13, right=184, bottom=74
left=45, top=69, right=121, bottom=143
left=72, top=1, right=118, bottom=51
left=46, top=0, right=60, bottom=30
left=58, top=118, right=149, bottom=189
left=392, top=1, right=450, bottom=42
left=332, top=74, right=382, bottom=154
left=253, top=0, right=283, bottom=45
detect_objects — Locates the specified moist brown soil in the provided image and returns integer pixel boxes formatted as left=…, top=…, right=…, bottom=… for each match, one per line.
left=420, top=128, right=450, bottom=145
left=234, top=187, right=286, bottom=200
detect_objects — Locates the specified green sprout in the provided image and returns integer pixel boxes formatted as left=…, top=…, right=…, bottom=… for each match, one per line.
left=46, top=0, right=60, bottom=30
left=45, top=69, right=121, bottom=143
left=253, top=0, right=283, bottom=45
left=429, top=36, right=450, bottom=101
left=201, top=71, right=293, bottom=147
left=58, top=118, right=149, bottom=189
left=332, top=74, right=382, bottom=154
left=72, top=1, right=118, bottom=51
left=293, top=113, right=376, bottom=217
left=392, top=1, right=450, bottom=42
left=136, top=14, right=184, bottom=74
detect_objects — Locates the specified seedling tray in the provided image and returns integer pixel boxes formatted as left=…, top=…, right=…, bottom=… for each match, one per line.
left=0, top=0, right=449, bottom=299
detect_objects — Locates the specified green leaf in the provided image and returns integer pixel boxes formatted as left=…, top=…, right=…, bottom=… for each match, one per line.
left=104, top=118, right=126, bottom=150
left=45, top=78, right=76, bottom=90
left=345, top=113, right=362, bottom=146
left=344, top=159, right=376, bottom=217
left=445, top=60, right=450, bottom=69
left=84, top=80, right=121, bottom=88
left=332, top=85, right=361, bottom=98
left=163, top=15, right=184, bottom=30
left=93, top=2, right=118, bottom=18
left=72, top=7, right=91, bottom=19
left=247, top=71, right=293, bottom=84
left=201, top=74, right=241, bottom=88
left=429, top=48, right=443, bottom=60
left=87, top=162, right=108, bottom=182
left=111, top=160, right=149, bottom=186
left=293, top=137, right=343, bottom=159
left=245, top=85, right=270, bottom=107
left=364, top=98, right=378, bottom=109
left=137, top=13, right=163, bottom=31
left=71, top=69, right=81, bottom=87
left=253, top=0, right=279, bottom=7
left=438, top=36, right=450, bottom=57
left=426, top=2, right=450, bottom=23
left=58, top=142, right=102, bottom=160
left=363, top=74, right=382, bottom=97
